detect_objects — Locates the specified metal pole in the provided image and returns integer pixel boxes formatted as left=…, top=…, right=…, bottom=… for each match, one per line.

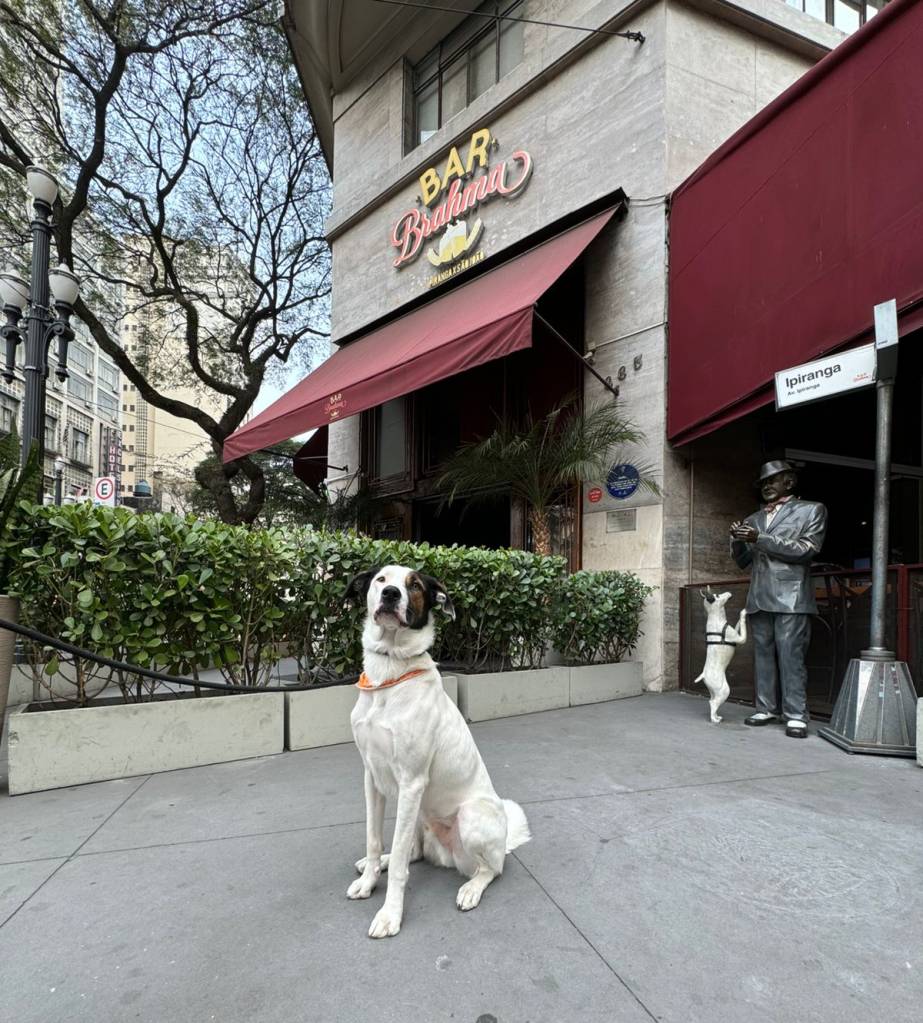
left=21, top=198, right=52, bottom=491
left=864, top=377, right=894, bottom=658
left=54, top=469, right=63, bottom=506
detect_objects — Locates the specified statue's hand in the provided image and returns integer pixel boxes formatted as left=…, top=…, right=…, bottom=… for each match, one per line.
left=731, top=522, right=758, bottom=543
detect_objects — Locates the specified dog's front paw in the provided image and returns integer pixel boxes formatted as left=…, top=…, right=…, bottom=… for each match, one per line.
left=347, top=874, right=378, bottom=900
left=355, top=854, right=389, bottom=874
left=368, top=906, right=402, bottom=938
left=711, top=715, right=723, bottom=724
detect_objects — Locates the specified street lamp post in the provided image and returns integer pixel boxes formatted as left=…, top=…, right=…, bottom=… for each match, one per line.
left=0, top=165, right=80, bottom=500
left=53, top=455, right=65, bottom=506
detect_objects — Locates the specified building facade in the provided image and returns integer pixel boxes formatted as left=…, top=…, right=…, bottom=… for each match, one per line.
left=234, top=0, right=881, bottom=691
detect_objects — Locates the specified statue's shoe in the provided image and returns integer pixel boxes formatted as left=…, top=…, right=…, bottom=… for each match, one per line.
left=744, top=712, right=779, bottom=726
left=785, top=719, right=808, bottom=738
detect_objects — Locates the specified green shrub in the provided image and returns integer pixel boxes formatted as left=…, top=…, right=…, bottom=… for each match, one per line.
left=551, top=570, right=653, bottom=666
left=285, top=532, right=564, bottom=678
left=6, top=504, right=568, bottom=701
left=9, top=504, right=294, bottom=703
left=6, top=504, right=652, bottom=702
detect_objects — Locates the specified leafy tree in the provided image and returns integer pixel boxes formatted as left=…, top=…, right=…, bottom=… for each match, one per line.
left=190, top=441, right=372, bottom=531
left=0, top=0, right=331, bottom=524
left=437, top=396, right=658, bottom=556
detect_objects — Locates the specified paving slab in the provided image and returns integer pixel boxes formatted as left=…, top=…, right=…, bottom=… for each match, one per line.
left=477, top=694, right=838, bottom=803
left=0, top=764, right=149, bottom=865
left=78, top=743, right=366, bottom=855
left=0, top=857, right=66, bottom=926
left=1, top=691, right=920, bottom=1023
left=0, top=824, right=654, bottom=1023
left=515, top=772, right=923, bottom=1023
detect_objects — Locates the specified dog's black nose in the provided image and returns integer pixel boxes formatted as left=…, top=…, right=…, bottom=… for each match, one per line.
left=381, top=586, right=401, bottom=603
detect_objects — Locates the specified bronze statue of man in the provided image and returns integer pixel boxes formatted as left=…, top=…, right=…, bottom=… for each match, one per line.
left=730, top=460, right=827, bottom=737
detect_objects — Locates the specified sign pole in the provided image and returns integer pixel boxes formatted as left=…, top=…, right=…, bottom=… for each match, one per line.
left=818, top=300, right=917, bottom=756
left=864, top=371, right=894, bottom=658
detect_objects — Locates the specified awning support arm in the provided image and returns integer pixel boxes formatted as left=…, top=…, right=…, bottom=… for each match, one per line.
left=533, top=308, right=620, bottom=400
left=258, top=446, right=348, bottom=472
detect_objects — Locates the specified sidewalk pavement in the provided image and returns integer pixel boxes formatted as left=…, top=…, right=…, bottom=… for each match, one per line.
left=1, top=691, right=921, bottom=1023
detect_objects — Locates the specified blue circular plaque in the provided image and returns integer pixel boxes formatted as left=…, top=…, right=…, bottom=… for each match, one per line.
left=606, top=463, right=640, bottom=500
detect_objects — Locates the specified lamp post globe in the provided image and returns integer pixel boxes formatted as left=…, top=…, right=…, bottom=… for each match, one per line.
left=25, top=166, right=59, bottom=206
left=0, top=272, right=29, bottom=312
left=48, top=265, right=80, bottom=308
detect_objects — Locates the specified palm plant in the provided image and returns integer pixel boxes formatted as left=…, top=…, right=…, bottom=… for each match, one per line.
left=437, top=396, right=658, bottom=556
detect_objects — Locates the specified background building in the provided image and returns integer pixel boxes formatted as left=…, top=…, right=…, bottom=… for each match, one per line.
left=118, top=297, right=232, bottom=514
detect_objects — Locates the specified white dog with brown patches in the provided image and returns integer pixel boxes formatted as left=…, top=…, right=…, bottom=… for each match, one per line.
left=345, top=564, right=531, bottom=939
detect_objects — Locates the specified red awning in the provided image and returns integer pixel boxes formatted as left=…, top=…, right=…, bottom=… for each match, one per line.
left=667, top=0, right=923, bottom=446
left=223, top=209, right=616, bottom=462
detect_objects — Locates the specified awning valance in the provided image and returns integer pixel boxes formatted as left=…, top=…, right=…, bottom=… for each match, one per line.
left=223, top=208, right=616, bottom=462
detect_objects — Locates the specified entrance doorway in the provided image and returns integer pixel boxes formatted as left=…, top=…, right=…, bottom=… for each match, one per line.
left=413, top=492, right=512, bottom=549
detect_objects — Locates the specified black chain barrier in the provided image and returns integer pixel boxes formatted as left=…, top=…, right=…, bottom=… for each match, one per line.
left=0, top=618, right=358, bottom=693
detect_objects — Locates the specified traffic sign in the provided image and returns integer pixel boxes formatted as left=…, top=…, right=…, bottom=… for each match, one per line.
left=93, top=476, right=116, bottom=507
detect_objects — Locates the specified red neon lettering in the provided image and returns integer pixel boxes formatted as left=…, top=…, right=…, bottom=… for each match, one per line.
left=391, top=210, right=425, bottom=267
left=497, top=150, right=533, bottom=196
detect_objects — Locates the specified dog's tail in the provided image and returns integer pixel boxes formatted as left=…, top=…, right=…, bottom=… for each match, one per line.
left=502, top=799, right=531, bottom=852
left=693, top=672, right=705, bottom=684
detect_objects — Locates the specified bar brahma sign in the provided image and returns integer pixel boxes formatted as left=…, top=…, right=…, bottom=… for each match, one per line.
left=391, top=127, right=533, bottom=287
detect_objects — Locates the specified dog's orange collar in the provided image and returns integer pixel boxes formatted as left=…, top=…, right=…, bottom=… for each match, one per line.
left=356, top=669, right=428, bottom=691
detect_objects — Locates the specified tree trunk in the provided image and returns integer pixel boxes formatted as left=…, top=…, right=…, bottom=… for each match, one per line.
left=529, top=509, right=552, bottom=557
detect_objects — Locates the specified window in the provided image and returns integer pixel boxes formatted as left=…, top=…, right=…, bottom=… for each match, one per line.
left=785, top=0, right=886, bottom=31
left=69, top=344, right=92, bottom=374
left=97, top=361, right=118, bottom=390
left=1, top=393, right=19, bottom=435
left=67, top=374, right=92, bottom=402
left=71, top=428, right=90, bottom=465
left=97, top=390, right=118, bottom=418
left=44, top=414, right=58, bottom=451
left=409, top=0, right=525, bottom=150
left=366, top=397, right=412, bottom=491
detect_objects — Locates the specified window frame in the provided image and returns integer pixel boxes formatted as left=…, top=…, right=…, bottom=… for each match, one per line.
left=407, top=0, right=525, bottom=153
left=362, top=397, right=415, bottom=496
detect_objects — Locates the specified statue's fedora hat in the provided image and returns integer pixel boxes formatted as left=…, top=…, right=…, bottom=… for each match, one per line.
left=757, top=459, right=795, bottom=482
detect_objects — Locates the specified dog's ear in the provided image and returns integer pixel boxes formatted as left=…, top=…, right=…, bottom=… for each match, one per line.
left=344, top=568, right=378, bottom=606
left=422, top=575, right=455, bottom=621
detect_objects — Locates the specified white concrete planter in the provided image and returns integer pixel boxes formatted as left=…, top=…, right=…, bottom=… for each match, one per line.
left=285, top=675, right=458, bottom=751
left=6, top=691, right=284, bottom=796
left=569, top=661, right=643, bottom=706
left=454, top=667, right=570, bottom=723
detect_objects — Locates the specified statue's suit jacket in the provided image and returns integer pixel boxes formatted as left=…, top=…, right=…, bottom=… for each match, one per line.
left=731, top=498, right=827, bottom=614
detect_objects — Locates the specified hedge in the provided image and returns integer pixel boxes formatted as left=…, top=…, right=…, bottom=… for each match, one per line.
left=6, top=503, right=651, bottom=705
